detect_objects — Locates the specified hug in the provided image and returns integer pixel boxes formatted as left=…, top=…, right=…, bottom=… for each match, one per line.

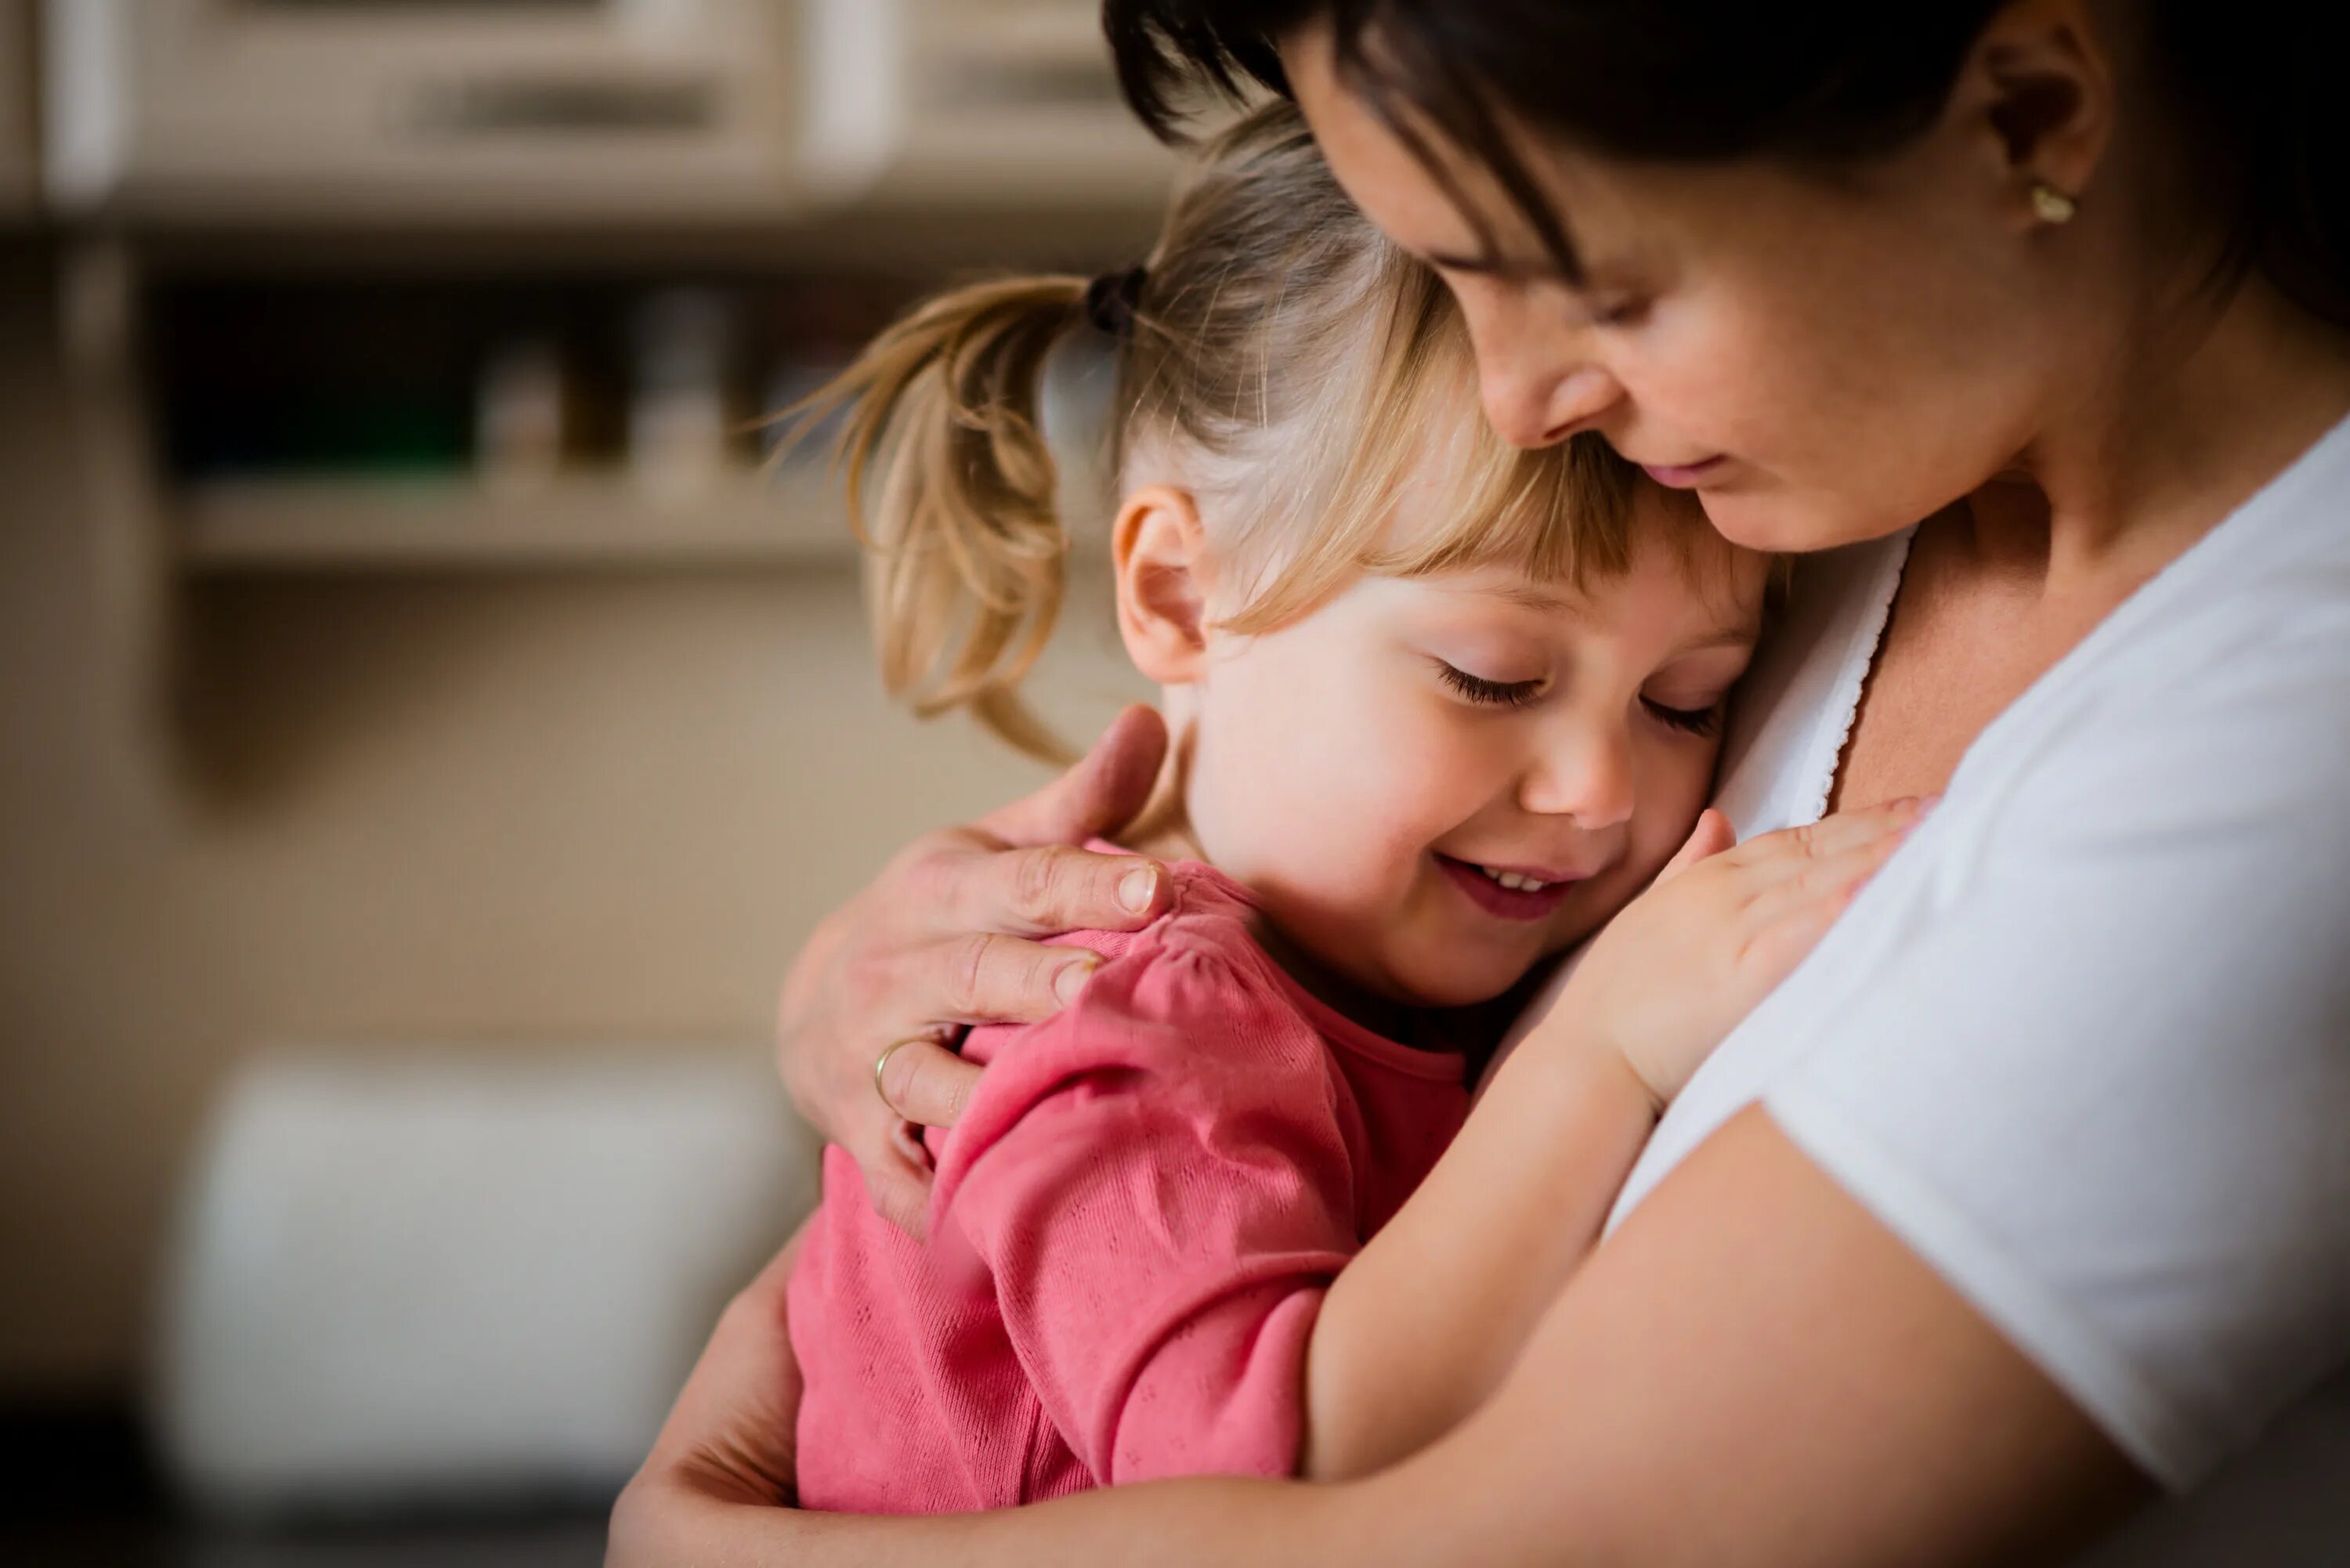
left=615, top=4, right=2350, bottom=1565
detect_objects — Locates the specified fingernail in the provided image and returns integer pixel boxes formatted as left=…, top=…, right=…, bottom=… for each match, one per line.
left=1118, top=865, right=1161, bottom=915
left=1054, top=956, right=1098, bottom=1007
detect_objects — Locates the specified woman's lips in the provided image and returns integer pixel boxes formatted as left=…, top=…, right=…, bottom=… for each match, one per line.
left=1638, top=456, right=1726, bottom=489
left=1434, top=854, right=1578, bottom=923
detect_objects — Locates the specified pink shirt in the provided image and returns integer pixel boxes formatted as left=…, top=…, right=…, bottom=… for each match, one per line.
left=789, top=851, right=1470, bottom=1512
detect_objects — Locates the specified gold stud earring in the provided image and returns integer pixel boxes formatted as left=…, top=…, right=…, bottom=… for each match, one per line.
left=2030, top=181, right=2078, bottom=226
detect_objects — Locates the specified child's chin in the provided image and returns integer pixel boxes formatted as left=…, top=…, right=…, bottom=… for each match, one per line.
left=1394, top=957, right=1535, bottom=1012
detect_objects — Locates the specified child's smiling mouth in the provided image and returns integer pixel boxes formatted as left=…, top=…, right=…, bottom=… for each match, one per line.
left=1431, top=853, right=1581, bottom=921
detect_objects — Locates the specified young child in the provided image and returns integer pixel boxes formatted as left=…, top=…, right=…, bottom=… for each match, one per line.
left=784, top=104, right=1887, bottom=1512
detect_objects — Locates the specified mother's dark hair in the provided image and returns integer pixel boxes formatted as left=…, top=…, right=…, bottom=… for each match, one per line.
left=1103, top=1, right=2348, bottom=327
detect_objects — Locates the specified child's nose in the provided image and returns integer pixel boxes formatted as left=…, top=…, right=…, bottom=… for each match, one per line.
left=1518, top=724, right=1636, bottom=829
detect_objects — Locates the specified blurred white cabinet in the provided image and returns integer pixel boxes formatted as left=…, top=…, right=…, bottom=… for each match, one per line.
left=803, top=0, right=1177, bottom=208
left=44, top=0, right=809, bottom=225
left=156, top=1046, right=820, bottom=1512
left=39, top=0, right=1179, bottom=229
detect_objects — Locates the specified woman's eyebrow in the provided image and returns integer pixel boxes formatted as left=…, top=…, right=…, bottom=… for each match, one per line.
left=1423, top=248, right=1563, bottom=282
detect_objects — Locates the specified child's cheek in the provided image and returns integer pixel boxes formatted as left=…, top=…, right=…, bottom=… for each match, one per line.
left=1629, top=735, right=1724, bottom=879
left=1231, top=661, right=1437, bottom=894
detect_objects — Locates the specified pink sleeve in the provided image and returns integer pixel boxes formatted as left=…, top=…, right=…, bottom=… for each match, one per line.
left=928, top=934, right=1360, bottom=1483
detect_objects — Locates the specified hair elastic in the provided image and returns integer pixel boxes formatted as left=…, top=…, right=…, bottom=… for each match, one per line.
left=1084, top=266, right=1148, bottom=338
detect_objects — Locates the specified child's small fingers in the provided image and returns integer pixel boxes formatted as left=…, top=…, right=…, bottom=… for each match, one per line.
left=1654, top=808, right=1739, bottom=887
left=1715, top=796, right=1931, bottom=894
left=1786, top=796, right=1934, bottom=858
left=1741, top=820, right=1911, bottom=930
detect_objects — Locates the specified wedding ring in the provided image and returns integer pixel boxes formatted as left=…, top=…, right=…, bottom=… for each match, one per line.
left=873, top=1037, right=927, bottom=1118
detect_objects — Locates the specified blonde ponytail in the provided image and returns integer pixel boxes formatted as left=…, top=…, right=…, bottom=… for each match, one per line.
left=786, top=276, right=1090, bottom=764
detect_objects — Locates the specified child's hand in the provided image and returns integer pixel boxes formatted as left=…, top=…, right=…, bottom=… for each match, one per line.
left=1540, top=797, right=1932, bottom=1112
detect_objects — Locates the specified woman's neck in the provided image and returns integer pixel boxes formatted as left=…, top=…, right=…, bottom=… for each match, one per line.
left=1836, top=278, right=2350, bottom=817
left=2017, top=274, right=2350, bottom=602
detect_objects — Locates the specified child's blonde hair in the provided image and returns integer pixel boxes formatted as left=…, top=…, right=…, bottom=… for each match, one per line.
left=791, top=102, right=1691, bottom=763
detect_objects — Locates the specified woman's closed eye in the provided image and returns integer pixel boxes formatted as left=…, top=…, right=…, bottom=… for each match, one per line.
left=1437, top=660, right=1547, bottom=710
left=1585, top=294, right=1651, bottom=331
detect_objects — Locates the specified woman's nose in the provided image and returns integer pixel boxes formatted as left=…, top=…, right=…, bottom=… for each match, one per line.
left=1484, top=364, right=1621, bottom=450
left=1463, top=300, right=1622, bottom=450
left=1519, top=724, right=1636, bottom=829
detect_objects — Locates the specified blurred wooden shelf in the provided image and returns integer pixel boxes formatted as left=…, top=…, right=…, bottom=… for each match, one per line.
left=176, top=468, right=857, bottom=574
left=0, top=0, right=32, bottom=223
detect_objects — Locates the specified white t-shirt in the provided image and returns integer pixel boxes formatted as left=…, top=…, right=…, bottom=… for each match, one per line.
left=1607, top=414, right=2350, bottom=1563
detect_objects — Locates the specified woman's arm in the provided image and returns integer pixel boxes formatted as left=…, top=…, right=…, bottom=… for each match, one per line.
left=775, top=707, right=1173, bottom=1234
left=620, top=1226, right=807, bottom=1513
left=612, top=1109, right=2147, bottom=1568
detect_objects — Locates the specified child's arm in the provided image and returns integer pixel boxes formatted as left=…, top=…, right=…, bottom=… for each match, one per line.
left=934, top=932, right=1373, bottom=1486
left=1300, top=800, right=1929, bottom=1480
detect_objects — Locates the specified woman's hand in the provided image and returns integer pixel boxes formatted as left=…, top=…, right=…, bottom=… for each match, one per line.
left=776, top=706, right=1175, bottom=1234
left=1542, top=797, right=1932, bottom=1110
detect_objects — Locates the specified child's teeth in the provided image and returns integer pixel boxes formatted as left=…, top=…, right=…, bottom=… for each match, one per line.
left=1478, top=865, right=1551, bottom=893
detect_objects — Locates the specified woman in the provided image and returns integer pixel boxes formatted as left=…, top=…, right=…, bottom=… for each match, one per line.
left=613, top=2, right=2350, bottom=1563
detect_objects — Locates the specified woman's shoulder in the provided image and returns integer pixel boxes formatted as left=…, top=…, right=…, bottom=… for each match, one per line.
left=2056, top=406, right=2350, bottom=700
left=1953, top=427, right=2350, bottom=844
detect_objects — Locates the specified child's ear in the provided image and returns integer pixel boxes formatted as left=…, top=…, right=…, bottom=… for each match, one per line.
left=1112, top=484, right=1214, bottom=684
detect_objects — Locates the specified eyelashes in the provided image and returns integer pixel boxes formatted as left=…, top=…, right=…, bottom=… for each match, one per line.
left=1437, top=662, right=1545, bottom=709
left=1587, top=296, right=1650, bottom=330
left=1642, top=698, right=1724, bottom=737
left=1437, top=659, right=1725, bottom=737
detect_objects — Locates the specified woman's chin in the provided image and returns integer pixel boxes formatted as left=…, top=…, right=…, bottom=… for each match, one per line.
left=1699, top=489, right=1914, bottom=555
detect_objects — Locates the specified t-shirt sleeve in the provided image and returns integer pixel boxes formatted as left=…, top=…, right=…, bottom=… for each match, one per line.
left=1762, top=630, right=2350, bottom=1489
left=927, top=933, right=1359, bottom=1483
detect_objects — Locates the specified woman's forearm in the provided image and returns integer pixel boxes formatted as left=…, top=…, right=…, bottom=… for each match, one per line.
left=613, top=1107, right=2142, bottom=1568
left=1299, top=1034, right=1654, bottom=1479
left=615, top=1465, right=1384, bottom=1568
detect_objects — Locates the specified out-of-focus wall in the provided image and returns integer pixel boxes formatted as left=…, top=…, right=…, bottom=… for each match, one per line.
left=0, top=248, right=1150, bottom=1393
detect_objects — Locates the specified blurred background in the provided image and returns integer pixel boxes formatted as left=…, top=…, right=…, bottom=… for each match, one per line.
left=0, top=2, right=1172, bottom=1561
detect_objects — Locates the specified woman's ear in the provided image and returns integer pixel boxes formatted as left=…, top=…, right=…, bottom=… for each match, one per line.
left=1112, top=484, right=1214, bottom=685
left=1948, top=0, right=2113, bottom=223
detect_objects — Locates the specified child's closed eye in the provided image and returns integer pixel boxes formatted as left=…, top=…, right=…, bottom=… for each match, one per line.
left=1436, top=661, right=1546, bottom=710
left=1641, top=695, right=1726, bottom=736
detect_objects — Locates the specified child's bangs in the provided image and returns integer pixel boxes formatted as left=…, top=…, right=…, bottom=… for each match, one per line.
left=1213, top=320, right=1647, bottom=637
left=1364, top=427, right=1639, bottom=588
left=1203, top=252, right=1747, bottom=641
